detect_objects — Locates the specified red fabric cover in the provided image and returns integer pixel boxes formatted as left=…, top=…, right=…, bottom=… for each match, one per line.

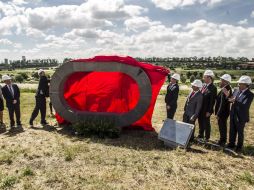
left=56, top=56, right=169, bottom=131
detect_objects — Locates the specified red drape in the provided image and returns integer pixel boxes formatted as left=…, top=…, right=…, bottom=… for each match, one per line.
left=55, top=56, right=169, bottom=131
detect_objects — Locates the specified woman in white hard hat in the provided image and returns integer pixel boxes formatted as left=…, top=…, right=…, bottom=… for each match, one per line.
left=214, top=74, right=232, bottom=146
left=198, top=70, right=217, bottom=141
left=165, top=73, right=180, bottom=120
left=183, top=79, right=203, bottom=141
left=227, top=76, right=254, bottom=152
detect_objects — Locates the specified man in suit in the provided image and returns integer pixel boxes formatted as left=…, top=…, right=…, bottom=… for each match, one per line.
left=29, top=69, right=50, bottom=126
left=183, top=79, right=203, bottom=141
left=215, top=74, right=232, bottom=146
left=227, top=76, right=254, bottom=152
left=1, top=75, right=21, bottom=129
left=198, top=70, right=217, bottom=141
left=165, top=73, right=180, bottom=119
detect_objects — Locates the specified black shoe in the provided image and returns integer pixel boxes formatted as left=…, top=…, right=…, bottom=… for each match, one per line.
left=41, top=121, right=49, bottom=125
left=29, top=120, right=34, bottom=127
left=226, top=143, right=235, bottom=149
left=197, top=135, right=204, bottom=139
left=235, top=146, right=243, bottom=153
left=217, top=141, right=226, bottom=147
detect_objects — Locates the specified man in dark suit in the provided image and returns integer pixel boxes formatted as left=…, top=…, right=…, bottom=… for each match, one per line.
left=227, top=76, right=254, bottom=152
left=1, top=75, right=21, bottom=128
left=183, top=79, right=203, bottom=141
left=29, top=69, right=50, bottom=126
left=198, top=70, right=217, bottom=141
left=165, top=73, right=180, bottom=119
left=215, top=74, right=232, bottom=146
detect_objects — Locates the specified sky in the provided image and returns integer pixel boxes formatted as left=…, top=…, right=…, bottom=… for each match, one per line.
left=0, top=0, right=254, bottom=61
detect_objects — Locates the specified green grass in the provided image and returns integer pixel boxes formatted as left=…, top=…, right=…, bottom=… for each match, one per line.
left=0, top=88, right=253, bottom=189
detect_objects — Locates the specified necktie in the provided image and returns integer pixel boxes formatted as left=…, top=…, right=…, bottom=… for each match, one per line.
left=201, top=85, right=207, bottom=94
left=190, top=91, right=195, bottom=99
left=8, top=85, right=14, bottom=97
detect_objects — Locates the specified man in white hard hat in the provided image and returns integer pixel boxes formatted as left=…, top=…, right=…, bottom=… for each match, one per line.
left=214, top=74, right=232, bottom=146
left=165, top=73, right=180, bottom=119
left=1, top=75, right=22, bottom=129
left=183, top=79, right=203, bottom=141
left=198, top=70, right=217, bottom=141
left=227, top=76, right=254, bottom=152
left=29, top=69, right=50, bottom=127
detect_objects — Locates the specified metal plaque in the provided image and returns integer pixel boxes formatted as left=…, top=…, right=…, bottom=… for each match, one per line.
left=158, top=119, right=194, bottom=148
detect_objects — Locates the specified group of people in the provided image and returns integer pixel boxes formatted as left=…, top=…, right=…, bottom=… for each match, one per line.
left=0, top=69, right=51, bottom=130
left=0, top=68, right=253, bottom=152
left=165, top=70, right=254, bottom=152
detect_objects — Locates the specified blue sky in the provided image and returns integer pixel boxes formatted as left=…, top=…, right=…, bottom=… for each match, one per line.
left=0, top=0, right=254, bottom=61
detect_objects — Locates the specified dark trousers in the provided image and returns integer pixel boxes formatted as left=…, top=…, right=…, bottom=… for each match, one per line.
left=166, top=106, right=176, bottom=119
left=183, top=113, right=195, bottom=141
left=7, top=104, right=21, bottom=126
left=30, top=97, right=46, bottom=123
left=229, top=115, right=245, bottom=148
left=218, top=117, right=228, bottom=143
left=198, top=115, right=211, bottom=140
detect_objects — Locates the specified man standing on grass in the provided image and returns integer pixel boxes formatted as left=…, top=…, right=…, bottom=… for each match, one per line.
left=198, top=70, right=217, bottom=141
left=183, top=79, right=203, bottom=141
left=165, top=73, right=180, bottom=120
left=215, top=74, right=232, bottom=146
left=227, top=76, right=254, bottom=152
left=29, top=69, right=50, bottom=127
left=1, top=75, right=22, bottom=129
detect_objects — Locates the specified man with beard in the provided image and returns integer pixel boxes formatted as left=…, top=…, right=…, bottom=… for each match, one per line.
left=227, top=76, right=254, bottom=152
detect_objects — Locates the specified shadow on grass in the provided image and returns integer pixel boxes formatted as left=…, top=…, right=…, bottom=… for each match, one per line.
left=243, top=145, right=254, bottom=157
left=31, top=124, right=57, bottom=132
left=4, top=126, right=25, bottom=137
left=57, top=126, right=169, bottom=151
left=54, top=125, right=207, bottom=153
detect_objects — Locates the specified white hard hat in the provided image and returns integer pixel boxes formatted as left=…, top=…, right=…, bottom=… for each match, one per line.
left=204, top=70, right=214, bottom=77
left=237, top=75, right=252, bottom=85
left=2, top=74, right=12, bottom=81
left=191, top=79, right=203, bottom=88
left=38, top=69, right=44, bottom=75
left=171, top=73, right=180, bottom=81
left=220, top=74, right=231, bottom=83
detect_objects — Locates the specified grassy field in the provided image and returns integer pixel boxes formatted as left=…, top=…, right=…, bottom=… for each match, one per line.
left=0, top=92, right=254, bottom=190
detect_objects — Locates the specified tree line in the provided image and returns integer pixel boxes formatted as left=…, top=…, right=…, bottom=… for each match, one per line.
left=135, top=56, right=253, bottom=69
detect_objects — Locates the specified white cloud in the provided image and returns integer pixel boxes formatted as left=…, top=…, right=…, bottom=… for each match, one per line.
left=151, top=0, right=224, bottom=10
left=251, top=11, right=254, bottom=18
left=238, top=19, right=248, bottom=25
left=124, top=16, right=161, bottom=32
left=25, top=27, right=45, bottom=38
left=12, top=0, right=28, bottom=5
left=0, top=38, right=13, bottom=45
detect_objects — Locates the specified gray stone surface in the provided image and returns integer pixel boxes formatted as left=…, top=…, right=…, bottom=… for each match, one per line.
left=50, top=61, right=152, bottom=127
left=158, top=119, right=194, bottom=148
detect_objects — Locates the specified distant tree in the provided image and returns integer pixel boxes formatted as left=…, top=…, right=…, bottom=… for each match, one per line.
left=190, top=75, right=195, bottom=83
left=32, top=72, right=39, bottom=79
left=15, top=74, right=24, bottom=83
left=180, top=75, right=187, bottom=83
left=186, top=71, right=191, bottom=79
left=18, top=72, right=29, bottom=80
